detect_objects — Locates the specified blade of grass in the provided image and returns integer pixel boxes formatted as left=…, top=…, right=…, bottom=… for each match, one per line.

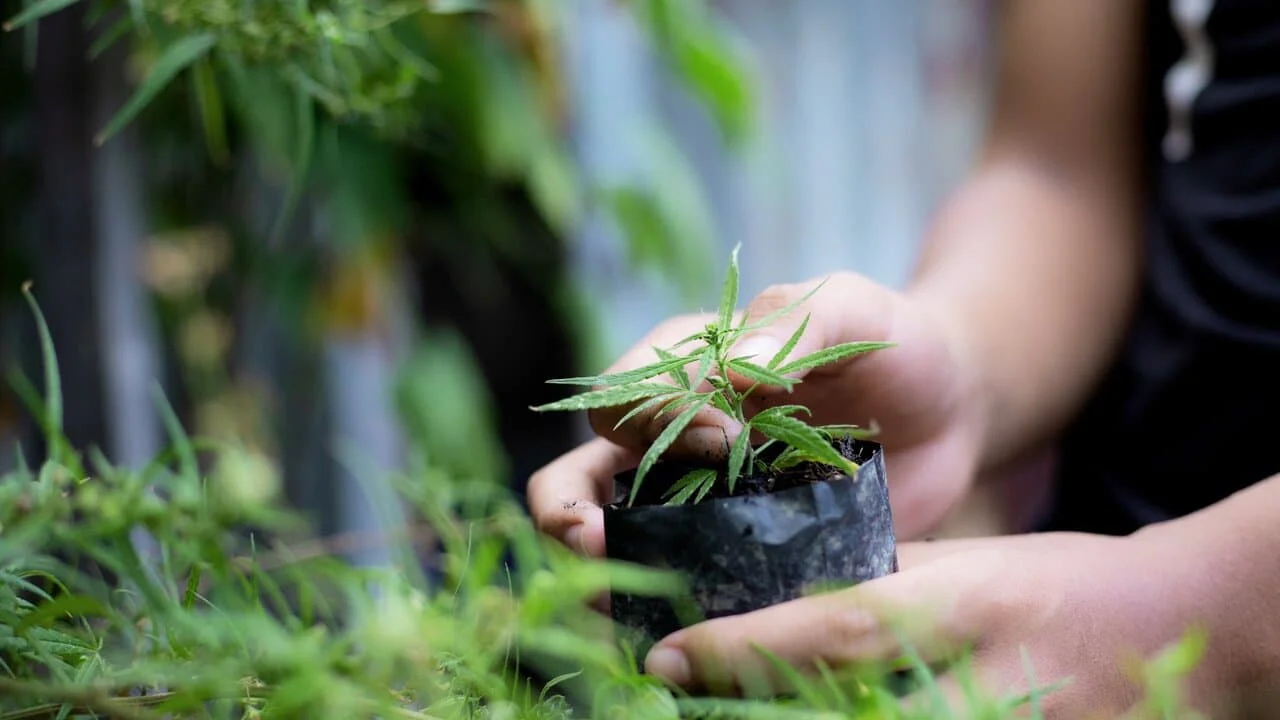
left=2, top=0, right=79, bottom=31
left=96, top=33, right=218, bottom=145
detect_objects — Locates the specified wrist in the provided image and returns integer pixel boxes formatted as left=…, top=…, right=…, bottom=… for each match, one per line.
left=1130, top=504, right=1279, bottom=714
left=907, top=285, right=996, bottom=474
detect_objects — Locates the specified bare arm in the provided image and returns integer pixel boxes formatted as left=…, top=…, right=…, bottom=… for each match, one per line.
left=908, top=0, right=1146, bottom=472
left=1131, top=474, right=1280, bottom=715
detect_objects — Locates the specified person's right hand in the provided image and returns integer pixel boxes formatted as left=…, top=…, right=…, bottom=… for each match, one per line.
left=527, top=271, right=990, bottom=558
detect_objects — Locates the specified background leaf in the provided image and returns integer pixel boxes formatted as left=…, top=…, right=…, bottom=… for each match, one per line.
left=2, top=0, right=79, bottom=31
left=96, top=33, right=218, bottom=145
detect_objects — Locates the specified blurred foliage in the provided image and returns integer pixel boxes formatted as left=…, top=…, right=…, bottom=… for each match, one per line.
left=7, top=0, right=750, bottom=289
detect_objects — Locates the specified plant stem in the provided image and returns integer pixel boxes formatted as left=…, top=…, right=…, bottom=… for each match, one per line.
left=713, top=338, right=756, bottom=472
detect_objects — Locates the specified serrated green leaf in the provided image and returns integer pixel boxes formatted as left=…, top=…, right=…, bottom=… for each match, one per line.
left=770, top=447, right=810, bottom=471
left=632, top=395, right=713, bottom=505
left=654, top=347, right=692, bottom=390
left=531, top=383, right=683, bottom=413
left=727, top=358, right=795, bottom=390
left=652, top=392, right=708, bottom=423
left=709, top=390, right=735, bottom=418
left=546, top=355, right=697, bottom=387
left=726, top=428, right=750, bottom=494
left=612, top=391, right=690, bottom=431
left=2, top=0, right=79, bottom=31
left=671, top=328, right=712, bottom=349
left=819, top=422, right=879, bottom=440
left=718, top=243, right=741, bottom=330
left=690, top=347, right=716, bottom=390
left=663, top=468, right=717, bottom=506
left=752, top=411, right=856, bottom=475
left=755, top=404, right=810, bottom=419
left=775, top=341, right=896, bottom=377
left=769, top=314, right=811, bottom=370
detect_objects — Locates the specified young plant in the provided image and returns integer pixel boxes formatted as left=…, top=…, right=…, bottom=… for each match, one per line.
left=532, top=245, right=894, bottom=506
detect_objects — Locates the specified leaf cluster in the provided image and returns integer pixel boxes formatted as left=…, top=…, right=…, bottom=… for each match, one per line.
left=533, top=245, right=893, bottom=507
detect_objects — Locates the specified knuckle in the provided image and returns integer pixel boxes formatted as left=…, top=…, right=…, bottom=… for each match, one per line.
left=821, top=602, right=882, bottom=654
left=746, top=283, right=804, bottom=317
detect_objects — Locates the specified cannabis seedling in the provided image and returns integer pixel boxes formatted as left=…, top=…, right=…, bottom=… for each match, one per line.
left=533, top=245, right=894, bottom=506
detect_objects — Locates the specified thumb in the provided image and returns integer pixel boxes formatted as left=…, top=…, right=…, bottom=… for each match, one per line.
left=644, top=549, right=1008, bottom=696
left=727, top=273, right=895, bottom=393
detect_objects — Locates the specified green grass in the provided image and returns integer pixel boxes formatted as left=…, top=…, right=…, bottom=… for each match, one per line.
left=0, top=287, right=1203, bottom=719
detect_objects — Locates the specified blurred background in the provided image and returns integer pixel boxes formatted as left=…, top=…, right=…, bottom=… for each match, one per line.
left=0, top=0, right=994, bottom=563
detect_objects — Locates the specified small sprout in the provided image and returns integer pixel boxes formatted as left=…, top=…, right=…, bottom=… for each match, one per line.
left=532, top=243, right=894, bottom=506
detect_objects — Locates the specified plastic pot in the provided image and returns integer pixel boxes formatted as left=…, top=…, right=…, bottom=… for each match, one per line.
left=603, top=437, right=897, bottom=651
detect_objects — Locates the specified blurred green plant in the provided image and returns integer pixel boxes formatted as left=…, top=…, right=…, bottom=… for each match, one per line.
left=3, top=0, right=752, bottom=488
left=5, top=0, right=747, bottom=295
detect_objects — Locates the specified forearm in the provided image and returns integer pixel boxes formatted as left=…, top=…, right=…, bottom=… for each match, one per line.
left=1132, top=475, right=1280, bottom=714
left=906, top=155, right=1141, bottom=472
left=901, top=0, right=1145, bottom=475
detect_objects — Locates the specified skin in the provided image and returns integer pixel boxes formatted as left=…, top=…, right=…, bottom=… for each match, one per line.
left=527, top=0, right=1280, bottom=715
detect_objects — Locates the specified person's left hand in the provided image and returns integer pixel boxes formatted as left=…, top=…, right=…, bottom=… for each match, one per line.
left=641, top=531, right=1238, bottom=718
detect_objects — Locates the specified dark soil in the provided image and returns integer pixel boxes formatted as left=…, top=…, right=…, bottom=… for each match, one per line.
left=612, top=435, right=878, bottom=509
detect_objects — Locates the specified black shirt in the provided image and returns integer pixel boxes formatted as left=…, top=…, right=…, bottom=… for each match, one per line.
left=1044, top=0, right=1280, bottom=535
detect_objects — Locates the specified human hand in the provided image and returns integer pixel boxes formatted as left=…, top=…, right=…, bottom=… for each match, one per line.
left=527, top=271, right=988, bottom=556
left=641, top=531, right=1241, bottom=718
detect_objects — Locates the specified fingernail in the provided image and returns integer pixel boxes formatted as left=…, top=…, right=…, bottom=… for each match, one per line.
left=645, top=646, right=692, bottom=686
left=731, top=335, right=782, bottom=363
left=564, top=525, right=587, bottom=555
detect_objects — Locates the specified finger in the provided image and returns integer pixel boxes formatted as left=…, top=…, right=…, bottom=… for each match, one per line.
left=726, top=273, right=896, bottom=395
left=897, top=540, right=983, bottom=570
left=526, top=438, right=638, bottom=557
left=896, top=535, right=1028, bottom=569
left=645, top=548, right=1013, bottom=696
left=586, top=315, right=746, bottom=459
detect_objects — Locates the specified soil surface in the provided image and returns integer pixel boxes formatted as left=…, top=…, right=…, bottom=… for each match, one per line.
left=614, top=435, right=879, bottom=508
